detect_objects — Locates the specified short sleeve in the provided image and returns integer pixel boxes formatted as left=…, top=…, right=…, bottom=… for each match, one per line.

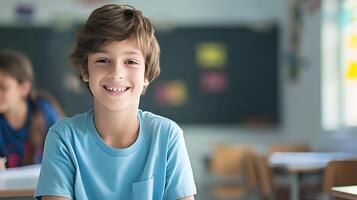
left=164, top=127, right=197, bottom=199
left=34, top=128, right=75, bottom=200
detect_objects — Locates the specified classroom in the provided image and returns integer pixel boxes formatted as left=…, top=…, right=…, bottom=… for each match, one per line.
left=0, top=0, right=356, bottom=200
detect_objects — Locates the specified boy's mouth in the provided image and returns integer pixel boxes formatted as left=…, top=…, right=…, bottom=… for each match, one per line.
left=103, top=85, right=130, bottom=93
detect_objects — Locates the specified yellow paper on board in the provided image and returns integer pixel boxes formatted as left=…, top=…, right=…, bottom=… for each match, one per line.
left=196, top=42, right=227, bottom=69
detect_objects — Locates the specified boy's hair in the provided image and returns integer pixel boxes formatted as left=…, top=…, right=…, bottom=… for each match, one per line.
left=70, top=4, right=160, bottom=93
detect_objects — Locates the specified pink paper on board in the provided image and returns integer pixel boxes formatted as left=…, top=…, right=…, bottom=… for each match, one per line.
left=200, top=71, right=227, bottom=93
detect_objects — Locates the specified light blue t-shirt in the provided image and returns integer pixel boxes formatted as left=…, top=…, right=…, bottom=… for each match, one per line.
left=34, top=109, right=196, bottom=200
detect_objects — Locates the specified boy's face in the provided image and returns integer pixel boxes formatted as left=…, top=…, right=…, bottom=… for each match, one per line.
left=86, top=39, right=149, bottom=112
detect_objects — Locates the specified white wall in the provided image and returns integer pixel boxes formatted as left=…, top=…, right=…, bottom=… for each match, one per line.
left=0, top=0, right=287, bottom=25
left=0, top=0, right=339, bottom=187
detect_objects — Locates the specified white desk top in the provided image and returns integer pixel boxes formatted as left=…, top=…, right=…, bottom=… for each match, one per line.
left=332, top=185, right=357, bottom=200
left=0, top=164, right=40, bottom=196
left=333, top=185, right=357, bottom=195
left=269, top=152, right=357, bottom=172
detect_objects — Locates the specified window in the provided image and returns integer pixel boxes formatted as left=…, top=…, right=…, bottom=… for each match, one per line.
left=322, top=0, right=357, bottom=130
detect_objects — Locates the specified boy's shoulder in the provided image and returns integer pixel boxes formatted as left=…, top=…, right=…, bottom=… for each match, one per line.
left=49, top=110, right=91, bottom=134
left=138, top=109, right=182, bottom=133
left=139, top=109, right=177, bottom=124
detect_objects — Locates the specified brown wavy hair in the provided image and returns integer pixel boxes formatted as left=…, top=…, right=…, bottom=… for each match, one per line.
left=70, top=4, right=161, bottom=93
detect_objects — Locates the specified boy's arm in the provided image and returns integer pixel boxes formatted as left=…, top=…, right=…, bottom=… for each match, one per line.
left=164, top=126, right=197, bottom=199
left=34, top=129, right=75, bottom=199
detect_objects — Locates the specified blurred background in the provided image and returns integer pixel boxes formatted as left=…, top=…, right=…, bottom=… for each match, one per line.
left=0, top=0, right=357, bottom=199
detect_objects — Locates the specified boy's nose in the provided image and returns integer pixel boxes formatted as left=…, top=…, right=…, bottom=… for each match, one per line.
left=108, top=64, right=125, bottom=80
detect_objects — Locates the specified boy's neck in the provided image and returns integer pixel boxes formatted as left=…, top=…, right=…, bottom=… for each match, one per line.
left=93, top=106, right=140, bottom=149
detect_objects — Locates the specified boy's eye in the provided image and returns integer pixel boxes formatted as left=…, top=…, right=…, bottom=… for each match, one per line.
left=95, top=59, right=110, bottom=63
left=125, top=60, right=138, bottom=65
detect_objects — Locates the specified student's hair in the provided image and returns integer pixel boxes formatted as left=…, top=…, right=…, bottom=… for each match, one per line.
left=0, top=50, right=33, bottom=84
left=70, top=4, right=160, bottom=93
left=0, top=50, right=63, bottom=165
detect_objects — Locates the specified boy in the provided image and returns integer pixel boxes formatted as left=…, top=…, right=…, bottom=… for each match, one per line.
left=34, top=4, right=196, bottom=200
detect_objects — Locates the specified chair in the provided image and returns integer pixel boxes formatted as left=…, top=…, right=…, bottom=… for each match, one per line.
left=255, top=155, right=275, bottom=200
left=209, top=145, right=259, bottom=200
left=268, top=143, right=311, bottom=200
left=322, top=159, right=357, bottom=199
left=269, top=144, right=310, bottom=154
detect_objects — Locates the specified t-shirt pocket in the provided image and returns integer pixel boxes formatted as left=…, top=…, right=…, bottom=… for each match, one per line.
left=132, top=177, right=154, bottom=200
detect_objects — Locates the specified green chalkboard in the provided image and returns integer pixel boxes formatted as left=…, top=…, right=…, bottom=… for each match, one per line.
left=0, top=25, right=279, bottom=126
left=140, top=25, right=280, bottom=125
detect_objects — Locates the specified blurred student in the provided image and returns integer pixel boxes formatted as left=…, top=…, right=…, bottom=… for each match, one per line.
left=35, top=4, right=196, bottom=200
left=0, top=50, right=63, bottom=169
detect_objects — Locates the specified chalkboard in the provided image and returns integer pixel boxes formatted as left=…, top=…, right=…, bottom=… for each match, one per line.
left=140, top=25, right=280, bottom=125
left=0, top=25, right=279, bottom=126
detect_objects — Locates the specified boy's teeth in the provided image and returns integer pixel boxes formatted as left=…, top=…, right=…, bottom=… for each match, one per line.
left=107, top=86, right=126, bottom=92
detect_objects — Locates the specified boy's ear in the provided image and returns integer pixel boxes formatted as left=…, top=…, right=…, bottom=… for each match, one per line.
left=20, top=81, right=31, bottom=98
left=144, top=78, right=150, bottom=86
left=82, top=75, right=89, bottom=82
left=81, top=69, right=89, bottom=82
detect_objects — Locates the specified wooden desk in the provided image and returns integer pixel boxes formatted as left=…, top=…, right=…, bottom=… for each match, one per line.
left=269, top=152, right=357, bottom=200
left=332, top=185, right=357, bottom=200
left=0, top=164, right=40, bottom=198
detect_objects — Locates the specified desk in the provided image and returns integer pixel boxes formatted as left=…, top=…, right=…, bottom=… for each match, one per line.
left=332, top=185, right=357, bottom=200
left=0, top=164, right=40, bottom=198
left=269, top=152, right=357, bottom=200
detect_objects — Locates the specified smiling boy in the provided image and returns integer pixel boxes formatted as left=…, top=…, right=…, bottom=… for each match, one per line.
left=34, top=4, right=196, bottom=200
